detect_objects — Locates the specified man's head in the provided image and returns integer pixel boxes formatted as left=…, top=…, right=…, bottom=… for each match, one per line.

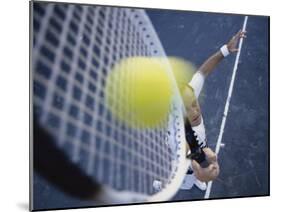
left=182, top=85, right=202, bottom=127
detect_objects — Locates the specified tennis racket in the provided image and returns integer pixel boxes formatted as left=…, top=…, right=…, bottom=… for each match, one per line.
left=31, top=1, right=190, bottom=205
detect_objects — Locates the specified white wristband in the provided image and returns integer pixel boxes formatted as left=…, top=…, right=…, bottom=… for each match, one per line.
left=220, top=45, right=230, bottom=57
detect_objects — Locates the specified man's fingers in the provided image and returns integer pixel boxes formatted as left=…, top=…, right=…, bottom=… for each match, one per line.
left=191, top=160, right=202, bottom=180
left=234, top=29, right=247, bottom=40
left=209, top=168, right=219, bottom=180
left=191, top=148, right=220, bottom=182
left=207, top=164, right=215, bottom=171
left=240, top=32, right=247, bottom=38
left=203, top=148, right=217, bottom=163
left=191, top=159, right=201, bottom=172
left=205, top=164, right=219, bottom=180
left=192, top=162, right=219, bottom=182
left=191, top=159, right=220, bottom=182
left=238, top=30, right=247, bottom=38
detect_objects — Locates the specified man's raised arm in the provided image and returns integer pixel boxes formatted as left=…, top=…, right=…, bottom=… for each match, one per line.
left=198, top=30, right=246, bottom=77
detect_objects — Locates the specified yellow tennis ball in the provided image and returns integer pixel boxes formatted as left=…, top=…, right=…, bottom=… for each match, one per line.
left=166, top=57, right=196, bottom=97
left=105, top=57, right=173, bottom=128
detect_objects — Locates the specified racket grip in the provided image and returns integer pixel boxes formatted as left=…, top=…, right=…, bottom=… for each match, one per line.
left=184, top=121, right=209, bottom=168
left=193, top=148, right=209, bottom=168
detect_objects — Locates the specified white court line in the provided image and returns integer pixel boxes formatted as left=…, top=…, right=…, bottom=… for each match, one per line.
left=204, top=16, right=248, bottom=199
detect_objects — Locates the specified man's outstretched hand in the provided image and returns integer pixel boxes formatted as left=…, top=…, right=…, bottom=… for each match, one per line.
left=227, top=30, right=247, bottom=53
left=192, top=148, right=220, bottom=182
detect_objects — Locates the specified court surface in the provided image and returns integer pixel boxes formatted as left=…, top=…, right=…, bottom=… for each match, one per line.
left=147, top=9, right=269, bottom=201
left=33, top=7, right=269, bottom=209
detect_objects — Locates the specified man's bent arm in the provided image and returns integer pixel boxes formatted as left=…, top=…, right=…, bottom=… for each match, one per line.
left=198, top=50, right=224, bottom=77
left=197, top=30, right=246, bottom=77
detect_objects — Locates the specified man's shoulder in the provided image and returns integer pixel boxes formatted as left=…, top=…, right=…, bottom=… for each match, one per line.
left=189, top=71, right=205, bottom=99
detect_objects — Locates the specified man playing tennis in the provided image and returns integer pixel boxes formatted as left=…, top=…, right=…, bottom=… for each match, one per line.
left=181, top=30, right=247, bottom=190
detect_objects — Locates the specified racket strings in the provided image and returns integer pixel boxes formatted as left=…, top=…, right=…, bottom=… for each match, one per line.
left=33, top=3, right=181, bottom=196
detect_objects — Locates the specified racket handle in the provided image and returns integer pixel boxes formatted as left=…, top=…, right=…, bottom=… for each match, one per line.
left=193, top=148, right=209, bottom=168
left=184, top=121, right=209, bottom=168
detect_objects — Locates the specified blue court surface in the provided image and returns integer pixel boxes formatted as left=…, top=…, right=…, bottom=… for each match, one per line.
left=33, top=6, right=269, bottom=210
left=147, top=9, right=269, bottom=201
